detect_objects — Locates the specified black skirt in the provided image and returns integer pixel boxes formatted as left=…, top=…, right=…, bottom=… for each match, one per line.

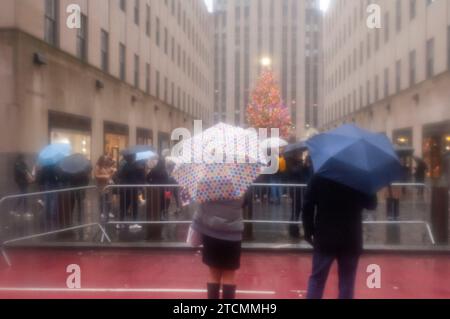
left=202, top=235, right=242, bottom=271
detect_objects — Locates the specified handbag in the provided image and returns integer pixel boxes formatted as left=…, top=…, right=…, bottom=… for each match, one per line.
left=186, top=225, right=203, bottom=247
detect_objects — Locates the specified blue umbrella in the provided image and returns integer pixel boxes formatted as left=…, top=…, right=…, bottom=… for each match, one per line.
left=305, top=124, right=403, bottom=194
left=121, top=145, right=157, bottom=162
left=58, top=154, right=92, bottom=175
left=38, top=143, right=72, bottom=167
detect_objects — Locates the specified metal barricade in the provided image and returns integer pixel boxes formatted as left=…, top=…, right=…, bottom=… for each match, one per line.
left=0, top=186, right=111, bottom=266
left=1, top=182, right=437, bottom=260
left=100, top=184, right=187, bottom=243
left=100, top=183, right=435, bottom=247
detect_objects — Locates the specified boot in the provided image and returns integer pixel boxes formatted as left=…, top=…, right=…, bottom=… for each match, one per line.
left=207, top=283, right=220, bottom=299
left=222, top=284, right=237, bottom=300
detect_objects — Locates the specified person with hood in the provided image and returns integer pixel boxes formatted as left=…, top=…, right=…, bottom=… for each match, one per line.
left=302, top=175, right=378, bottom=299
left=116, top=154, right=146, bottom=231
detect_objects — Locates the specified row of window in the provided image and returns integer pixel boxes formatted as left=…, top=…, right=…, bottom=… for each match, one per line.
left=324, top=27, right=450, bottom=125
left=43, top=0, right=211, bottom=118
left=325, top=0, right=436, bottom=63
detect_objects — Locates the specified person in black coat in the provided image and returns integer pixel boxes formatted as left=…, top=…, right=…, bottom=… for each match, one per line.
left=302, top=175, right=378, bottom=299
left=116, top=154, right=146, bottom=230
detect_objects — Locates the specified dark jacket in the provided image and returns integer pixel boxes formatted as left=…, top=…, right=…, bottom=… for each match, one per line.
left=302, top=176, right=378, bottom=254
left=14, top=159, right=30, bottom=187
left=117, top=160, right=146, bottom=185
left=36, top=165, right=61, bottom=190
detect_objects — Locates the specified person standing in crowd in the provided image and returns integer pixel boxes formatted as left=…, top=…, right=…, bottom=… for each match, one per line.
left=414, top=157, right=428, bottom=197
left=117, top=154, right=146, bottom=231
left=146, top=158, right=170, bottom=239
left=35, top=164, right=61, bottom=229
left=12, top=154, right=33, bottom=217
left=302, top=175, right=378, bottom=299
left=269, top=156, right=283, bottom=205
left=285, top=152, right=307, bottom=238
left=58, top=163, right=91, bottom=229
left=95, top=155, right=116, bottom=220
left=192, top=199, right=245, bottom=300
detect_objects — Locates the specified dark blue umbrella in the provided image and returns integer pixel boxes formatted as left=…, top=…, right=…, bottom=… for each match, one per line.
left=58, top=154, right=92, bottom=175
left=121, top=145, right=157, bottom=162
left=38, top=143, right=72, bottom=167
left=305, top=124, right=403, bottom=194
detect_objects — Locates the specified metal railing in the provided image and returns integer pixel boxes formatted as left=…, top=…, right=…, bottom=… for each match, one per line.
left=99, top=183, right=435, bottom=246
left=0, top=186, right=111, bottom=266
left=0, top=182, right=438, bottom=266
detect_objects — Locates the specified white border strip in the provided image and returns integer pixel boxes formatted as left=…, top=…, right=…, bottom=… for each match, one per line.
left=0, top=287, right=276, bottom=295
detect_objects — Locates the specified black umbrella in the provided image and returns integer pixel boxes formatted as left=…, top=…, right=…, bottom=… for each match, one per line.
left=58, top=154, right=92, bottom=175
left=284, top=141, right=308, bottom=155
left=121, top=145, right=157, bottom=162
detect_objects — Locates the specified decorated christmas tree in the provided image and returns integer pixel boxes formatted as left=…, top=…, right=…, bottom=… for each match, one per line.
left=246, top=71, right=293, bottom=138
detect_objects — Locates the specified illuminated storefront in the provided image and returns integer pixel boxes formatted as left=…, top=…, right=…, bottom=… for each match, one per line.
left=48, top=111, right=92, bottom=159
left=104, top=122, right=129, bottom=165
left=423, top=121, right=450, bottom=180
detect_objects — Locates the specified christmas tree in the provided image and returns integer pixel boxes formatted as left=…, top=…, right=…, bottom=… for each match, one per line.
left=246, top=71, right=293, bottom=138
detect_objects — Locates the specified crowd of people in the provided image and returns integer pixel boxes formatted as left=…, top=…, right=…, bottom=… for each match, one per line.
left=9, top=145, right=437, bottom=300
left=10, top=150, right=181, bottom=233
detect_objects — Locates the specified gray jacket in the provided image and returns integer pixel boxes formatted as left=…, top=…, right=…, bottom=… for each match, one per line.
left=192, top=200, right=244, bottom=242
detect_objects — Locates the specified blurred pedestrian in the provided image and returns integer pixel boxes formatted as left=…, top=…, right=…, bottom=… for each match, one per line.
left=302, top=176, right=378, bottom=299
left=146, top=158, right=169, bottom=239
left=117, top=154, right=146, bottom=231
left=414, top=157, right=428, bottom=197
left=285, top=152, right=307, bottom=238
left=35, top=164, right=61, bottom=229
left=95, top=155, right=116, bottom=220
left=192, top=199, right=245, bottom=299
left=269, top=156, right=283, bottom=205
left=58, top=154, right=92, bottom=227
left=12, top=154, right=33, bottom=217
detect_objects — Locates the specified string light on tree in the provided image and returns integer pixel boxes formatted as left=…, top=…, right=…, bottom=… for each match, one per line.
left=246, top=71, right=293, bottom=138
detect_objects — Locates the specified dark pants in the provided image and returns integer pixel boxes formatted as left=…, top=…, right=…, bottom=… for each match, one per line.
left=14, top=184, right=28, bottom=214
left=306, top=250, right=360, bottom=299
left=120, top=190, right=139, bottom=221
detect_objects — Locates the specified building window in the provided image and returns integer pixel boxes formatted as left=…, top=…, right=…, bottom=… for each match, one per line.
left=164, top=77, right=168, bottom=103
left=384, top=68, right=389, bottom=98
left=409, top=50, right=416, bottom=86
left=101, top=30, right=109, bottom=73
left=76, top=14, right=87, bottom=61
left=134, top=55, right=139, bottom=88
left=375, top=75, right=379, bottom=101
left=410, top=0, right=416, bottom=20
left=156, top=17, right=160, bottom=47
left=146, top=64, right=150, bottom=94
left=396, top=60, right=401, bottom=93
left=426, top=38, right=434, bottom=79
left=384, top=12, right=390, bottom=43
left=396, top=0, right=402, bottom=33
left=146, top=4, right=151, bottom=36
left=119, top=0, right=126, bottom=12
left=156, top=71, right=160, bottom=99
left=134, top=0, right=140, bottom=25
left=119, top=43, right=126, bottom=81
left=164, top=28, right=168, bottom=55
left=44, top=0, right=58, bottom=46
